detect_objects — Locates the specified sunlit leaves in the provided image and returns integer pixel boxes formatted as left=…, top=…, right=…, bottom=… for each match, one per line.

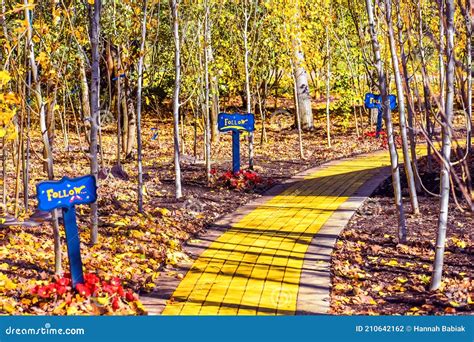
left=0, top=71, right=18, bottom=141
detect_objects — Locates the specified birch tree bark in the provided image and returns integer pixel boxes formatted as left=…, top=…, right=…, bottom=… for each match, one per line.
left=293, top=45, right=313, bottom=130
left=418, top=2, right=434, bottom=172
left=365, top=0, right=407, bottom=242
left=292, top=1, right=313, bottom=130
left=462, top=0, right=472, bottom=149
left=170, top=0, right=183, bottom=199
left=78, top=53, right=91, bottom=143
left=205, top=5, right=219, bottom=143
left=396, top=2, right=421, bottom=192
left=385, top=0, right=419, bottom=215
left=25, top=2, right=62, bottom=272
left=325, top=24, right=331, bottom=148
left=431, top=0, right=455, bottom=291
left=89, top=0, right=101, bottom=244
left=243, top=0, right=254, bottom=169
left=137, top=0, right=148, bottom=212
left=204, top=0, right=212, bottom=181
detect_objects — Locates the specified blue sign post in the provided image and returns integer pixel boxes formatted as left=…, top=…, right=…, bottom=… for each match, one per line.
left=36, top=175, right=97, bottom=288
left=218, top=113, right=255, bottom=174
left=364, top=93, right=397, bottom=137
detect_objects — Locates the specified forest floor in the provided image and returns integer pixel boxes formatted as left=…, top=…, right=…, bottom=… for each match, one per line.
left=1, top=99, right=471, bottom=315
left=0, top=104, right=383, bottom=315
left=330, top=153, right=473, bottom=315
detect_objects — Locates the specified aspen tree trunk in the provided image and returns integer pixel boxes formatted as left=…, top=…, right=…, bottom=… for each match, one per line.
left=418, top=3, right=433, bottom=172
left=257, top=86, right=267, bottom=145
left=293, top=45, right=313, bottom=130
left=291, top=61, right=305, bottom=159
left=78, top=53, right=91, bottom=143
left=125, top=85, right=137, bottom=158
left=325, top=25, right=331, bottom=148
left=121, top=91, right=128, bottom=153
left=116, top=46, right=123, bottom=166
left=14, top=86, right=25, bottom=217
left=204, top=0, right=212, bottom=181
left=89, top=0, right=101, bottom=245
left=205, top=7, right=219, bottom=143
left=170, top=0, right=182, bottom=199
left=366, top=0, right=407, bottom=242
left=1, top=134, right=7, bottom=213
left=292, top=3, right=313, bottom=130
left=136, top=0, right=148, bottom=213
left=431, top=0, right=455, bottom=291
left=464, top=0, right=472, bottom=150
left=439, top=0, right=446, bottom=120
left=23, top=55, right=32, bottom=210
left=2, top=138, right=5, bottom=208
left=1, top=0, right=7, bottom=41
left=396, top=2, right=421, bottom=192
left=243, top=0, right=254, bottom=170
left=386, top=0, right=419, bottom=215
left=25, top=3, right=62, bottom=273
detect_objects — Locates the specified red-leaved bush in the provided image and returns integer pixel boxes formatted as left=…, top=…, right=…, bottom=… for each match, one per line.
left=212, top=169, right=271, bottom=191
left=30, top=273, right=141, bottom=314
left=362, top=130, right=402, bottom=149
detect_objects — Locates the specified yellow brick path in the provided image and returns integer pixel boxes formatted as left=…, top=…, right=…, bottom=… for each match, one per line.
left=162, top=149, right=420, bottom=315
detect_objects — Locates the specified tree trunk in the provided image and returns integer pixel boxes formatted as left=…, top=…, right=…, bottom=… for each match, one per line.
left=463, top=0, right=472, bottom=149
left=116, top=45, right=123, bottom=166
left=89, top=0, right=101, bottom=245
left=243, top=1, right=254, bottom=170
left=25, top=2, right=62, bottom=273
left=292, top=2, right=313, bottom=130
left=325, top=25, right=331, bottom=147
left=293, top=42, right=313, bottom=130
left=136, top=0, right=148, bottom=213
left=291, top=62, right=305, bottom=160
left=418, top=2, right=434, bottom=172
left=170, top=0, right=182, bottom=199
left=431, top=0, right=455, bottom=291
left=386, top=0, right=420, bottom=215
left=121, top=86, right=129, bottom=153
left=23, top=65, right=31, bottom=210
left=78, top=53, right=91, bottom=143
left=396, top=3, right=421, bottom=193
left=125, top=83, right=136, bottom=158
left=206, top=8, right=219, bottom=143
left=204, top=0, right=212, bottom=181
left=366, top=0, right=407, bottom=242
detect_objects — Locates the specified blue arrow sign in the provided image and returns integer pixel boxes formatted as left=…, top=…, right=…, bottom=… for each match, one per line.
left=364, top=93, right=397, bottom=110
left=37, top=175, right=97, bottom=211
left=218, top=113, right=255, bottom=133
left=218, top=113, right=255, bottom=173
left=364, top=93, right=397, bottom=137
left=36, top=175, right=97, bottom=288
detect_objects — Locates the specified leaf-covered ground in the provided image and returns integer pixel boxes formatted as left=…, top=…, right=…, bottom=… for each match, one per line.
left=330, top=153, right=473, bottom=315
left=1, top=104, right=383, bottom=315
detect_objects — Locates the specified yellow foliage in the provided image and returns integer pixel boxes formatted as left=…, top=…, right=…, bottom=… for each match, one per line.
left=0, top=71, right=17, bottom=142
left=0, top=71, right=11, bottom=86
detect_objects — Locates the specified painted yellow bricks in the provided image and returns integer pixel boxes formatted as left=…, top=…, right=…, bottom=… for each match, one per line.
left=162, top=148, right=428, bottom=316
